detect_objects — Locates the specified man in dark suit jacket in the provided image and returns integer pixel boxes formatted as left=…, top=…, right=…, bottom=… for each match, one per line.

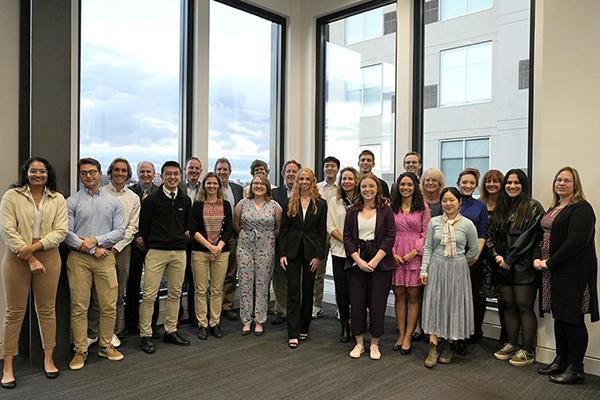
left=271, top=160, right=302, bottom=325
left=358, top=149, right=390, bottom=198
left=214, top=157, right=244, bottom=320
left=123, top=161, right=160, bottom=336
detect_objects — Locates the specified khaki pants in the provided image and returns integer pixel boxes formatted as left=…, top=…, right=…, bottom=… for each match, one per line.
left=139, top=249, right=185, bottom=337
left=2, top=248, right=61, bottom=356
left=192, top=251, right=229, bottom=327
left=89, top=245, right=131, bottom=336
left=67, top=251, right=118, bottom=352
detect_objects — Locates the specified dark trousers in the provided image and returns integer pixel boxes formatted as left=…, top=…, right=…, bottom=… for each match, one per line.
left=179, top=245, right=197, bottom=325
left=286, top=252, right=316, bottom=339
left=470, top=262, right=486, bottom=339
left=125, top=245, right=159, bottom=331
left=348, top=267, right=393, bottom=338
left=555, top=317, right=588, bottom=369
left=221, top=235, right=238, bottom=311
left=332, top=255, right=351, bottom=323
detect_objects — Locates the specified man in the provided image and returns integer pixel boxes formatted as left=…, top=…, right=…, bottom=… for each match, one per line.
left=180, top=156, right=203, bottom=324
left=65, top=158, right=125, bottom=370
left=271, top=159, right=302, bottom=325
left=88, top=158, right=140, bottom=348
left=243, top=159, right=272, bottom=197
left=403, top=151, right=422, bottom=176
left=124, top=161, right=161, bottom=337
left=138, top=161, right=192, bottom=354
left=215, top=157, right=244, bottom=321
left=357, top=149, right=390, bottom=198
left=313, top=156, right=340, bottom=318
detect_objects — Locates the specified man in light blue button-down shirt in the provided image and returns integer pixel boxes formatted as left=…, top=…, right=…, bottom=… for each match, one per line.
left=65, top=158, right=125, bottom=371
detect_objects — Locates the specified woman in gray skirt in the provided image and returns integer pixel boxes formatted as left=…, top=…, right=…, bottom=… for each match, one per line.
left=420, top=187, right=479, bottom=368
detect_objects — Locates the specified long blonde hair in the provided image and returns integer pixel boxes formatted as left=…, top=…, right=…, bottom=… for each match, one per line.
left=550, top=166, right=586, bottom=209
left=287, top=168, right=320, bottom=217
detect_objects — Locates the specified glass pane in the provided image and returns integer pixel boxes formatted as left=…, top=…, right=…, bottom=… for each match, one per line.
left=441, top=0, right=465, bottom=20
left=423, top=0, right=531, bottom=179
left=208, top=1, right=282, bottom=185
left=324, top=3, right=396, bottom=186
left=80, top=0, right=182, bottom=176
left=441, top=140, right=463, bottom=158
left=345, top=14, right=363, bottom=45
left=441, top=159, right=463, bottom=185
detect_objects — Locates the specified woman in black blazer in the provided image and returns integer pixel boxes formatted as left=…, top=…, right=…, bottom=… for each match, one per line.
left=343, top=173, right=397, bottom=360
left=279, top=168, right=327, bottom=348
left=534, top=167, right=598, bottom=384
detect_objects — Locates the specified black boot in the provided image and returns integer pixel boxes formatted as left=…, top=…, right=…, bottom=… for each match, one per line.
left=339, top=320, right=351, bottom=343
left=455, top=340, right=467, bottom=356
left=549, top=365, right=585, bottom=384
left=538, top=356, right=567, bottom=375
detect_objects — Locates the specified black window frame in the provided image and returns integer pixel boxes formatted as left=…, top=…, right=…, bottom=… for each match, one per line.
left=315, top=0, right=398, bottom=182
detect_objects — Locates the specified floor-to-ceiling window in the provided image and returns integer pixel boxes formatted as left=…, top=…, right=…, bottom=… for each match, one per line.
left=79, top=0, right=184, bottom=180
left=208, top=0, right=285, bottom=186
left=317, top=0, right=397, bottom=186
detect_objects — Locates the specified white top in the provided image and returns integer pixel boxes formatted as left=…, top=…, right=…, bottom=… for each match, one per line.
left=357, top=212, right=376, bottom=241
left=32, top=192, right=45, bottom=239
left=317, top=180, right=338, bottom=203
left=302, top=205, right=308, bottom=219
left=327, top=196, right=348, bottom=258
left=105, top=183, right=141, bottom=252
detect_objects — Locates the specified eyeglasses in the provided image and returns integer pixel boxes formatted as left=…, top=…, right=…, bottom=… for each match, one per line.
left=79, top=170, right=99, bottom=177
left=28, top=169, right=48, bottom=175
left=554, top=178, right=573, bottom=184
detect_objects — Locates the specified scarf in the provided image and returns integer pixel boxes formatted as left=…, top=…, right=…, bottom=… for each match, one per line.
left=441, top=213, right=462, bottom=257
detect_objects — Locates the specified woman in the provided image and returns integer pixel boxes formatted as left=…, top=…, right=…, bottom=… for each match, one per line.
left=343, top=174, right=396, bottom=360
left=390, top=172, right=430, bottom=354
left=421, top=168, right=445, bottom=217
left=420, top=187, right=479, bottom=368
left=279, top=168, right=327, bottom=348
left=479, top=169, right=507, bottom=347
left=0, top=157, right=68, bottom=388
left=488, top=169, right=544, bottom=367
left=190, top=172, right=233, bottom=340
left=535, top=167, right=598, bottom=384
left=235, top=174, right=281, bottom=336
left=326, top=167, right=358, bottom=343
left=457, top=168, right=488, bottom=351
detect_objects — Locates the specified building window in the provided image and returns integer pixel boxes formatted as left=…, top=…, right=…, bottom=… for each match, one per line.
left=424, top=84, right=438, bottom=109
left=208, top=0, right=285, bottom=186
left=79, top=0, right=184, bottom=173
left=345, top=7, right=383, bottom=45
left=384, top=11, right=396, bottom=34
left=346, top=64, right=384, bottom=117
left=425, top=0, right=439, bottom=25
left=441, top=0, right=493, bottom=21
left=519, top=59, right=529, bottom=90
left=440, top=138, right=490, bottom=182
left=440, top=41, right=492, bottom=107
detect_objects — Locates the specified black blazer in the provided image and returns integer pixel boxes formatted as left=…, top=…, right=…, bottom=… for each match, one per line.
left=272, top=185, right=289, bottom=209
left=537, top=201, right=598, bottom=323
left=343, top=205, right=397, bottom=271
left=128, top=182, right=159, bottom=199
left=278, top=197, right=327, bottom=260
left=189, top=200, right=233, bottom=253
left=228, top=182, right=244, bottom=207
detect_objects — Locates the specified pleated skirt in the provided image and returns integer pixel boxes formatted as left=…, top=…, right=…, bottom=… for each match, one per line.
left=422, top=253, right=474, bottom=340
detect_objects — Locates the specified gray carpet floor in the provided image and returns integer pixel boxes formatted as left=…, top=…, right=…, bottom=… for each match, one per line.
left=3, top=307, right=600, bottom=400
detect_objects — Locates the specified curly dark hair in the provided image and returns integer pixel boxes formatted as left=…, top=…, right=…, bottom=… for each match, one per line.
left=11, top=157, right=58, bottom=192
left=391, top=172, right=425, bottom=214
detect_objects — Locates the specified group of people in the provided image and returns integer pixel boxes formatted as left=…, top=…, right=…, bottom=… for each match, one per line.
left=0, top=150, right=597, bottom=389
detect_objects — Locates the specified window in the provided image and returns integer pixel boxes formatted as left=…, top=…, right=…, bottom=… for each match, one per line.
left=424, top=84, right=438, bottom=109
left=345, top=8, right=383, bottom=45
left=420, top=0, right=532, bottom=188
left=425, top=0, right=439, bottom=25
left=440, top=138, right=489, bottom=183
left=441, top=0, right=492, bottom=20
left=79, top=0, right=184, bottom=176
left=318, top=1, right=397, bottom=188
left=519, top=59, right=529, bottom=90
left=208, top=0, right=285, bottom=186
left=384, top=11, right=396, bottom=34
left=440, top=42, right=492, bottom=107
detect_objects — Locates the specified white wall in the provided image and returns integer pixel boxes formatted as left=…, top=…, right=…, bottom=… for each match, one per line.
left=0, top=0, right=21, bottom=357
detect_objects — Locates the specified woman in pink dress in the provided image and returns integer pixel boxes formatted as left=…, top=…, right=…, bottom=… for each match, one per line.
left=391, top=172, right=431, bottom=354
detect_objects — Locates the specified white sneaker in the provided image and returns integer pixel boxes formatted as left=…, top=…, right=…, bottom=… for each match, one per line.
left=111, top=334, right=121, bottom=348
left=312, top=306, right=323, bottom=319
left=87, top=336, right=98, bottom=349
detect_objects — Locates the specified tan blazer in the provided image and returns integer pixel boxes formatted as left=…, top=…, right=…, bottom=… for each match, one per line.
left=0, top=186, right=68, bottom=253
